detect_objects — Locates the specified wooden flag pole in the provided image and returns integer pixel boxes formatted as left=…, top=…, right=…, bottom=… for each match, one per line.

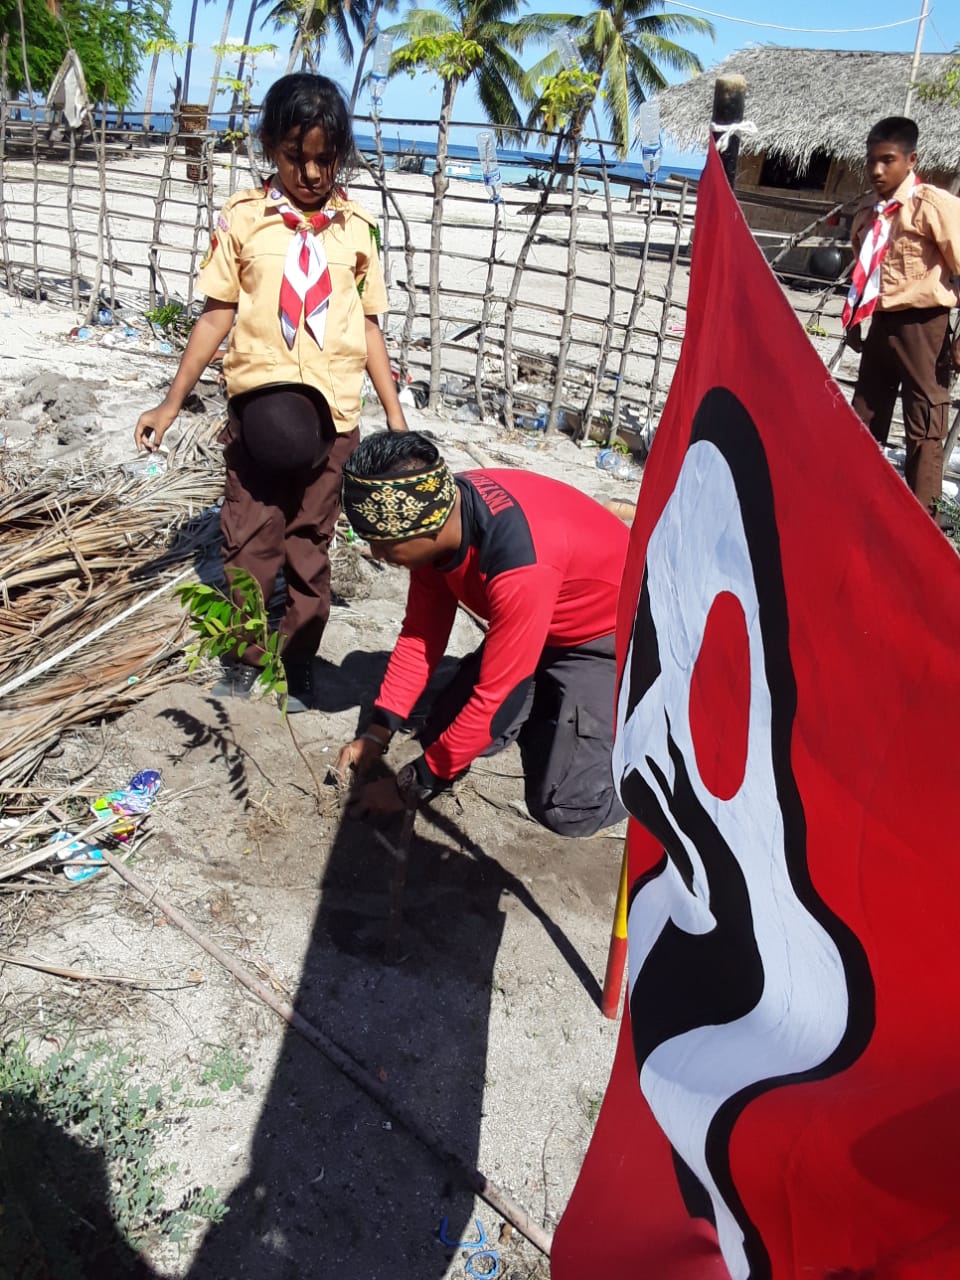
left=711, top=74, right=747, bottom=190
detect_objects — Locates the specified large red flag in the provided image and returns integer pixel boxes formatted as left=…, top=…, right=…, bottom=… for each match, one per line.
left=553, top=145, right=960, bottom=1280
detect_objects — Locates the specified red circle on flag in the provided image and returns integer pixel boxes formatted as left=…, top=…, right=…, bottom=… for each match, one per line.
left=689, top=590, right=750, bottom=801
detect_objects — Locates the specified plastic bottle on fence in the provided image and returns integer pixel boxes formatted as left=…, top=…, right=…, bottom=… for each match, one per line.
left=476, top=130, right=502, bottom=203
left=553, top=30, right=582, bottom=74
left=638, top=102, right=662, bottom=184
left=596, top=448, right=641, bottom=482
left=370, top=32, right=393, bottom=107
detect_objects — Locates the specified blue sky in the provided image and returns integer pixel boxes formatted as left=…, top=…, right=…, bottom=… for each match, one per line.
left=145, top=0, right=959, bottom=166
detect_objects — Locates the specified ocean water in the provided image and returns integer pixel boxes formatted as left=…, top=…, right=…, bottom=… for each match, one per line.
left=92, top=113, right=701, bottom=193
left=354, top=131, right=702, bottom=193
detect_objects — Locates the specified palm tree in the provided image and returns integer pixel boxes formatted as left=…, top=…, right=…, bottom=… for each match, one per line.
left=142, top=26, right=182, bottom=131
left=523, top=0, right=712, bottom=158
left=267, top=0, right=370, bottom=74
left=389, top=0, right=551, bottom=408
left=182, top=0, right=215, bottom=103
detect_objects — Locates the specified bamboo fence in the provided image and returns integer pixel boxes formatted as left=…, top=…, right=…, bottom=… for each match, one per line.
left=0, top=97, right=858, bottom=444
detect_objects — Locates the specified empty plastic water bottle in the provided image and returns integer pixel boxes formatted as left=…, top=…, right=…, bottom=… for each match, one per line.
left=476, top=130, right=502, bottom=203
left=370, top=32, right=393, bottom=108
left=638, top=102, right=662, bottom=184
left=123, top=455, right=167, bottom=479
left=553, top=29, right=582, bottom=74
left=596, top=448, right=641, bottom=482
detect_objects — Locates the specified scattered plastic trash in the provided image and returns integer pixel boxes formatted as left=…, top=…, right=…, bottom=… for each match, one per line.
left=122, top=455, right=167, bottom=479
left=516, top=402, right=548, bottom=431
left=155, top=341, right=173, bottom=355
left=96, top=307, right=114, bottom=325
left=465, top=1252, right=500, bottom=1278
left=69, top=326, right=94, bottom=341
left=476, top=130, right=502, bottom=204
left=50, top=832, right=107, bottom=883
left=89, top=770, right=163, bottom=839
left=438, top=1218, right=486, bottom=1248
left=130, top=769, right=162, bottom=797
left=596, top=447, right=642, bottom=482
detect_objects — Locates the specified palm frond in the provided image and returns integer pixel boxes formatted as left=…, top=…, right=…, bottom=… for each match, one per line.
left=386, top=7, right=451, bottom=38
left=475, top=56, right=525, bottom=131
left=602, top=38, right=631, bottom=155
left=630, top=32, right=703, bottom=82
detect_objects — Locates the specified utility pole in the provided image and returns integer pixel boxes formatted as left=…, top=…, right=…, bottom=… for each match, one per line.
left=903, top=0, right=930, bottom=117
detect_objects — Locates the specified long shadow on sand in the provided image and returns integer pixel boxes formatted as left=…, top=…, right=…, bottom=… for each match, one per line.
left=184, top=681, right=597, bottom=1277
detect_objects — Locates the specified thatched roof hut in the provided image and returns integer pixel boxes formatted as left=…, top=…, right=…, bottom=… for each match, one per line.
left=656, top=47, right=960, bottom=180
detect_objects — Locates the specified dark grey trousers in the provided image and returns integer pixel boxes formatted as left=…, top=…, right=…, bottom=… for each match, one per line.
left=420, top=634, right=626, bottom=839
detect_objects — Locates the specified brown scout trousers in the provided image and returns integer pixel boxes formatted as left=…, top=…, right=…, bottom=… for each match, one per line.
left=220, top=425, right=359, bottom=663
left=851, top=306, right=951, bottom=516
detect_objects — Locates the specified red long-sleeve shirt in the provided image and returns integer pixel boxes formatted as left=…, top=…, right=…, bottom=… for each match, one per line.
left=371, top=470, right=630, bottom=783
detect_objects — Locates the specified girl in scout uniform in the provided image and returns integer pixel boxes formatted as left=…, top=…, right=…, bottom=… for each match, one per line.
left=134, top=74, right=408, bottom=711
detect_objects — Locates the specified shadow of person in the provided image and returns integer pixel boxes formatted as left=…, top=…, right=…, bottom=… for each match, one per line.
left=184, top=802, right=512, bottom=1280
left=307, top=648, right=393, bottom=714
left=0, top=1091, right=158, bottom=1278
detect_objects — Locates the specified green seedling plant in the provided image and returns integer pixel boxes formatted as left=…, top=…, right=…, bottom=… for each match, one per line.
left=144, top=301, right=195, bottom=344
left=175, top=569, right=324, bottom=807
left=935, top=493, right=960, bottom=552
left=200, top=1044, right=252, bottom=1092
left=0, top=1036, right=228, bottom=1270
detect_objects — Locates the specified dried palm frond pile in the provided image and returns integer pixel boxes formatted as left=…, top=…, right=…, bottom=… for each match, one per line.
left=0, top=415, right=225, bottom=789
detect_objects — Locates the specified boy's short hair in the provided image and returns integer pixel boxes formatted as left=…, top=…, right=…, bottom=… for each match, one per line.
left=344, top=430, right=443, bottom=480
left=866, top=116, right=919, bottom=154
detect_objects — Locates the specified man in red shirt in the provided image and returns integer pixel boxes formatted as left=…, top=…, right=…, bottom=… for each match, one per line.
left=335, top=431, right=629, bottom=837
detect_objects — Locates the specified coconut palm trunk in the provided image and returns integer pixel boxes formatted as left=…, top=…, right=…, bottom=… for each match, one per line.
left=427, top=75, right=456, bottom=410
left=208, top=0, right=238, bottom=116
left=182, top=0, right=201, bottom=103
left=285, top=0, right=318, bottom=73
left=141, top=18, right=170, bottom=133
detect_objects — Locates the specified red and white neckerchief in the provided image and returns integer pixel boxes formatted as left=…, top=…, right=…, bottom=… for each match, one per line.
left=267, top=184, right=335, bottom=349
left=842, top=179, right=920, bottom=330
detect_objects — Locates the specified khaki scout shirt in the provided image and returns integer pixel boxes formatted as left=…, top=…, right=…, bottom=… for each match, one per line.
left=197, top=185, right=388, bottom=434
left=851, top=173, right=960, bottom=312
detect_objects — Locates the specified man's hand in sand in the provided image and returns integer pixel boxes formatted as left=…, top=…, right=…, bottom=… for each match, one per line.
left=346, top=775, right=407, bottom=819
left=135, top=402, right=178, bottom=453
left=335, top=733, right=405, bottom=819
left=334, top=734, right=388, bottom=780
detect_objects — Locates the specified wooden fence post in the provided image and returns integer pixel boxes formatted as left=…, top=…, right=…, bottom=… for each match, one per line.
left=710, top=74, right=746, bottom=190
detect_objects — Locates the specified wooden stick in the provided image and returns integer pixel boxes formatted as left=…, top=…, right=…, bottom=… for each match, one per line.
left=95, top=846, right=553, bottom=1257
left=0, top=950, right=191, bottom=988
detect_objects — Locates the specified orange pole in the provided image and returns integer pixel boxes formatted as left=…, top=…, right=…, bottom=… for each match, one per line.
left=601, top=839, right=630, bottom=1019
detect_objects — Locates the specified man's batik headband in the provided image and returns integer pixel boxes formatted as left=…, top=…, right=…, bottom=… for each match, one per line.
left=341, top=464, right=458, bottom=542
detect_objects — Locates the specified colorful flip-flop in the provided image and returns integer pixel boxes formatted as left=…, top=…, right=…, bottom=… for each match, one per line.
left=50, top=831, right=107, bottom=883
left=90, top=794, right=137, bottom=839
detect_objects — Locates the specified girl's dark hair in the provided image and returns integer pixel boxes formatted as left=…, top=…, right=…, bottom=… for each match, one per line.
left=344, top=431, right=442, bottom=479
left=258, top=74, right=354, bottom=164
